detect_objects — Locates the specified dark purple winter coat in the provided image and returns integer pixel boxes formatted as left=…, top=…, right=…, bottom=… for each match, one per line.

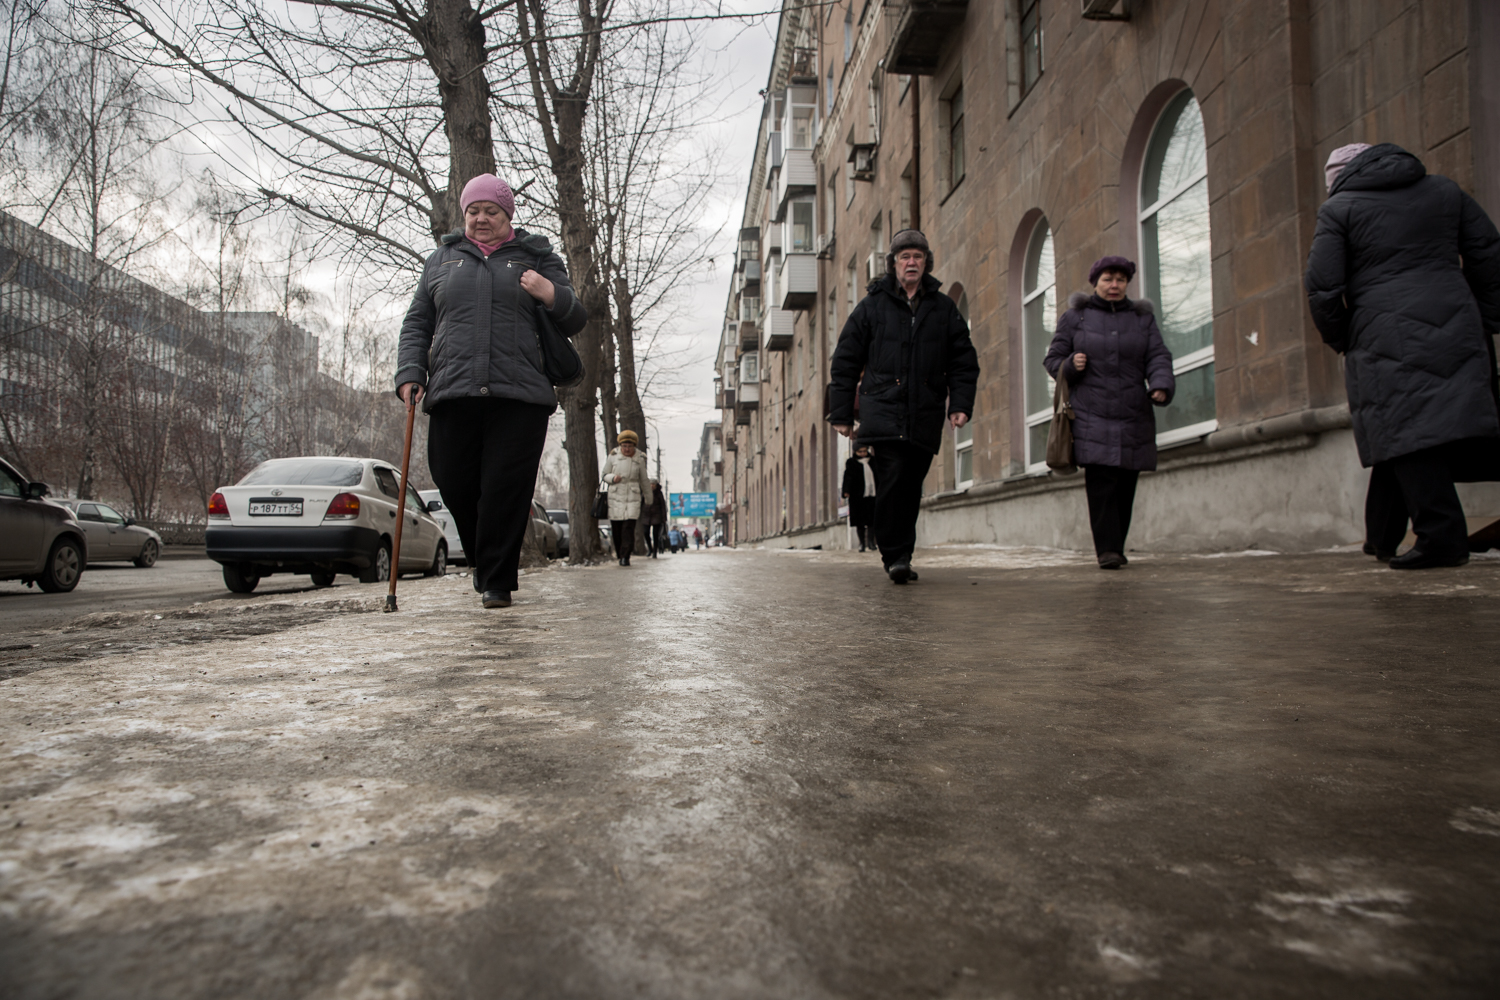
left=1043, top=293, right=1176, bottom=470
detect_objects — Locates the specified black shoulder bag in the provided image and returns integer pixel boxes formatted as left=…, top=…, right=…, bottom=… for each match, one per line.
left=531, top=252, right=585, bottom=388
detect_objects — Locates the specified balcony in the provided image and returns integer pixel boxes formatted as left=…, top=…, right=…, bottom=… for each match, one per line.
left=883, top=0, right=969, bottom=75
left=737, top=228, right=759, bottom=268
left=762, top=306, right=794, bottom=352
left=718, top=388, right=735, bottom=409
left=778, top=253, right=817, bottom=311
left=789, top=46, right=817, bottom=83
left=742, top=258, right=761, bottom=294
left=773, top=147, right=816, bottom=221
left=738, top=378, right=760, bottom=409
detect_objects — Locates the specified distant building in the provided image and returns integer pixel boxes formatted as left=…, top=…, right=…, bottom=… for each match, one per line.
left=715, top=0, right=1499, bottom=551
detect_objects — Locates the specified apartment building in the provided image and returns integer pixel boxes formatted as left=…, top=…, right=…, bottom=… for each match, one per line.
left=715, top=0, right=1499, bottom=551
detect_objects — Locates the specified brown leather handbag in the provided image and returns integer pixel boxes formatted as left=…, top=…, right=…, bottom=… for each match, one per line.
left=1045, top=375, right=1078, bottom=474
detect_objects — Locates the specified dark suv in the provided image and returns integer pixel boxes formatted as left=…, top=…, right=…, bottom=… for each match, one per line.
left=0, top=457, right=87, bottom=592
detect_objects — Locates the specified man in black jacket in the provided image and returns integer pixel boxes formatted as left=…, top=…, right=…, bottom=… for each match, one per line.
left=828, top=230, right=979, bottom=583
left=1305, top=143, right=1500, bottom=569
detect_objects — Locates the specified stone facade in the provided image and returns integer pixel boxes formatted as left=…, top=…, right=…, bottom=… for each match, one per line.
left=715, top=0, right=1499, bottom=552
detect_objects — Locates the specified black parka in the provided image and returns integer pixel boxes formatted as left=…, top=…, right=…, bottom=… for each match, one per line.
left=827, top=273, right=979, bottom=454
left=394, top=229, right=588, bottom=412
left=1304, top=143, right=1500, bottom=466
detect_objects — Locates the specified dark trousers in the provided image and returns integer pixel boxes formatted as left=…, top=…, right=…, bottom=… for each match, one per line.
left=650, top=523, right=665, bottom=556
left=610, top=519, right=637, bottom=560
left=427, top=397, right=552, bottom=594
left=870, top=442, right=933, bottom=568
left=1083, top=465, right=1141, bottom=556
left=1365, top=444, right=1469, bottom=557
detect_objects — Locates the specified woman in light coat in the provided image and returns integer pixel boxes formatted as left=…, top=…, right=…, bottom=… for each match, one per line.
left=601, top=430, right=651, bottom=566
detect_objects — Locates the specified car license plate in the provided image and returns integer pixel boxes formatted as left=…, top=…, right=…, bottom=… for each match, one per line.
left=248, top=498, right=304, bottom=516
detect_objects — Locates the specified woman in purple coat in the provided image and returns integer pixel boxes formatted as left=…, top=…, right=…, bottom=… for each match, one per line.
left=1044, top=256, right=1175, bottom=569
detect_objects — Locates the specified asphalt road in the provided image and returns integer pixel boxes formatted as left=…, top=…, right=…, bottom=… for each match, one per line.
left=3, top=546, right=1500, bottom=998
left=0, top=552, right=427, bottom=634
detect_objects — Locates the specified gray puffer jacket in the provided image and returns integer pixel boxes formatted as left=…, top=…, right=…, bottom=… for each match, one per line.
left=1304, top=143, right=1500, bottom=466
left=394, top=229, right=588, bottom=411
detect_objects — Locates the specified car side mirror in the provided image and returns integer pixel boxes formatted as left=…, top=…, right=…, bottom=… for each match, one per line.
left=25, top=481, right=48, bottom=499
left=426, top=499, right=443, bottom=512
left=125, top=516, right=136, bottom=526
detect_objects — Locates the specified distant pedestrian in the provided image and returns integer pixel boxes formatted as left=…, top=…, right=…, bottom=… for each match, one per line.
left=1044, top=256, right=1175, bottom=570
left=828, top=229, right=979, bottom=584
left=693, top=527, right=702, bottom=549
left=601, top=431, right=651, bottom=566
left=841, top=444, right=878, bottom=552
left=643, top=480, right=667, bottom=558
left=668, top=527, right=682, bottom=553
left=395, top=173, right=587, bottom=609
left=1306, top=142, right=1500, bottom=569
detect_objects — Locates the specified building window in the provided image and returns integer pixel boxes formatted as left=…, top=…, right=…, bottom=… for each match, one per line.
left=792, top=105, right=814, bottom=149
left=943, top=83, right=965, bottom=192
left=843, top=8, right=853, bottom=63
left=790, top=199, right=815, bottom=252
left=899, top=163, right=913, bottom=230
left=1139, top=88, right=1215, bottom=445
left=847, top=259, right=858, bottom=311
left=1021, top=218, right=1056, bottom=472
left=1020, top=0, right=1042, bottom=97
left=826, top=65, right=835, bottom=113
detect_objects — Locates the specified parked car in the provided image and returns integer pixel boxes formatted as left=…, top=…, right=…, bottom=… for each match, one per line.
left=0, top=457, right=87, bottom=592
left=546, top=508, right=570, bottom=557
left=54, top=500, right=162, bottom=567
left=418, top=489, right=465, bottom=565
left=206, top=456, right=447, bottom=594
left=531, top=501, right=560, bottom=559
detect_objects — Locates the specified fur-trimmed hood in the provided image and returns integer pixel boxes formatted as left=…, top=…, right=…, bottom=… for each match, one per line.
left=1067, top=291, right=1155, bottom=315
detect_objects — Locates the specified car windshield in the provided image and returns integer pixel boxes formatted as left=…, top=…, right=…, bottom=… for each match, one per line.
left=238, top=459, right=364, bottom=487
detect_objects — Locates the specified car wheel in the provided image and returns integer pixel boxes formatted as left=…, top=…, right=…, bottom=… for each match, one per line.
left=359, top=539, right=391, bottom=584
left=133, top=538, right=159, bottom=568
left=38, top=537, right=84, bottom=593
left=424, top=543, right=447, bottom=578
left=310, top=570, right=337, bottom=587
left=223, top=563, right=260, bottom=594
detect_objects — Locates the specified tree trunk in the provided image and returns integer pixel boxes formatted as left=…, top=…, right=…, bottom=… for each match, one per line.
left=414, top=0, right=497, bottom=240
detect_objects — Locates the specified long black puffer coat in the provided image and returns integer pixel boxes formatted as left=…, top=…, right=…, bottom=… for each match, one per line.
left=827, top=273, right=979, bottom=454
left=1044, top=294, right=1176, bottom=471
left=395, top=229, right=588, bottom=412
left=1304, top=143, right=1500, bottom=466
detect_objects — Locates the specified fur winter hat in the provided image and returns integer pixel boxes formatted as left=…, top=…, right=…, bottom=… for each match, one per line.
left=1088, top=255, right=1136, bottom=285
left=617, top=430, right=639, bottom=445
left=460, top=174, right=516, bottom=220
left=885, top=229, right=934, bottom=276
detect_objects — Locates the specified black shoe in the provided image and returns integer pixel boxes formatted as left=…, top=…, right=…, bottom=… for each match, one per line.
left=1362, top=541, right=1395, bottom=562
left=888, top=561, right=912, bottom=584
left=907, top=570, right=918, bottom=582
left=482, top=590, right=512, bottom=608
left=858, top=545, right=866, bottom=552
left=1389, top=548, right=1469, bottom=570
left=624, top=554, right=631, bottom=566
left=1098, top=552, right=1124, bottom=570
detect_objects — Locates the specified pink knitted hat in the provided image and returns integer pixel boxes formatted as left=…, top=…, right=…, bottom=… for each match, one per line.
left=1324, top=143, right=1372, bottom=191
left=459, top=174, right=515, bottom=220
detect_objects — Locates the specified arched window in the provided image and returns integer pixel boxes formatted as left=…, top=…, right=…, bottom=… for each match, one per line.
left=1021, top=218, right=1056, bottom=471
left=949, top=283, right=974, bottom=487
left=1140, top=89, right=1216, bottom=444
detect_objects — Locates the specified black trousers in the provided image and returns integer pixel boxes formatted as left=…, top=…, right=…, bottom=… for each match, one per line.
left=870, top=442, right=933, bottom=568
left=427, top=397, right=552, bottom=594
left=610, top=519, right=637, bottom=560
left=1083, top=465, right=1141, bottom=556
left=650, top=523, right=665, bottom=555
left=1365, top=443, right=1470, bottom=557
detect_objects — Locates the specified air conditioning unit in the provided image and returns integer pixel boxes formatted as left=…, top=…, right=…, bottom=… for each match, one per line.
left=865, top=252, right=886, bottom=282
left=849, top=142, right=876, bottom=181
left=815, top=233, right=834, bottom=259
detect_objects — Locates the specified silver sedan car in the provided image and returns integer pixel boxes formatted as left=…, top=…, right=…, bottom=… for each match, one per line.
left=55, top=499, right=162, bottom=567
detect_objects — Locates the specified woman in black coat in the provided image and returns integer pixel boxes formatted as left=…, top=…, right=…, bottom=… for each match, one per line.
left=841, top=444, right=877, bottom=552
left=395, top=174, right=587, bottom=608
left=1044, top=256, right=1175, bottom=569
left=1305, top=143, right=1500, bottom=568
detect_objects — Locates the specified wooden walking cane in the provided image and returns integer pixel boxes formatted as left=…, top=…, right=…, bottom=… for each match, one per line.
left=385, top=395, right=418, bottom=613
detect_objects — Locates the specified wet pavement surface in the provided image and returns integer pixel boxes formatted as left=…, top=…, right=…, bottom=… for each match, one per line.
left=2, top=546, right=1499, bottom=998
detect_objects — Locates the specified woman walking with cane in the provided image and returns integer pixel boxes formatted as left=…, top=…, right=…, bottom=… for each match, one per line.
left=1044, top=256, right=1174, bottom=569
left=394, top=174, right=587, bottom=609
